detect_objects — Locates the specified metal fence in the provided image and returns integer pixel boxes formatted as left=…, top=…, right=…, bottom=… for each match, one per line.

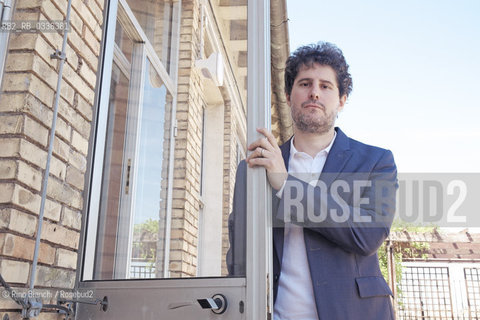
left=130, top=265, right=156, bottom=278
left=465, top=268, right=480, bottom=319
left=397, top=266, right=480, bottom=320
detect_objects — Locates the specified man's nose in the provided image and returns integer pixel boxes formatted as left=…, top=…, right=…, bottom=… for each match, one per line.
left=309, top=87, right=320, bottom=100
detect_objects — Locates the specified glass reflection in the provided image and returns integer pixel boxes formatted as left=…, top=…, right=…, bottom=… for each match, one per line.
left=125, top=0, right=174, bottom=69
left=95, top=63, right=130, bottom=280
left=130, top=60, right=168, bottom=279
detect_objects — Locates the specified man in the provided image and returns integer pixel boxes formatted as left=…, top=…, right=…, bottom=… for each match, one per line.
left=227, top=42, right=397, bottom=319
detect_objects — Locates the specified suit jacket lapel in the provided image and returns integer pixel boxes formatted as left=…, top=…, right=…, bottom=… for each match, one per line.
left=319, top=127, right=352, bottom=187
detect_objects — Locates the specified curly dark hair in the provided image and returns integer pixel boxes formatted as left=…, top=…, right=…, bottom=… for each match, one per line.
left=285, top=42, right=353, bottom=98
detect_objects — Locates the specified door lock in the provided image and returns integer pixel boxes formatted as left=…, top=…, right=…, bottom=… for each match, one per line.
left=197, top=294, right=228, bottom=314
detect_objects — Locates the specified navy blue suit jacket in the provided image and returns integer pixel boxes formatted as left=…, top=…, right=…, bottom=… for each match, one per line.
left=227, top=127, right=398, bottom=320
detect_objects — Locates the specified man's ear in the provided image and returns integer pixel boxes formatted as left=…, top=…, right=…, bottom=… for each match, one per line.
left=286, top=92, right=291, bottom=106
left=338, top=94, right=347, bottom=111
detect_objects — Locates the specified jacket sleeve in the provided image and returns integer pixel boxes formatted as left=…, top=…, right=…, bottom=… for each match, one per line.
left=276, top=149, right=398, bottom=256
left=226, top=160, right=247, bottom=276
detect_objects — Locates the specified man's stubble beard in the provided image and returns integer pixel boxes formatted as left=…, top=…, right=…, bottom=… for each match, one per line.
left=291, top=103, right=337, bottom=135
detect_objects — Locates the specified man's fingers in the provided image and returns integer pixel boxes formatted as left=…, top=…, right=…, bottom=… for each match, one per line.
left=248, top=137, right=272, bottom=152
left=247, top=147, right=268, bottom=162
left=256, top=147, right=266, bottom=158
left=246, top=147, right=262, bottom=163
left=247, top=138, right=263, bottom=151
left=248, top=128, right=277, bottom=152
left=256, top=127, right=279, bottom=151
left=247, top=157, right=269, bottom=168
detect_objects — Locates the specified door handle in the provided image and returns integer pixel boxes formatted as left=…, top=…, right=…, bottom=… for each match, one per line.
left=197, top=294, right=228, bottom=314
left=125, top=158, right=131, bottom=194
left=168, top=294, right=228, bottom=314
left=167, top=301, right=194, bottom=310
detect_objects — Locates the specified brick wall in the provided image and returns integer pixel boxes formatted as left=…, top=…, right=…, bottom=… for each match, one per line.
left=169, top=0, right=202, bottom=277
left=0, top=0, right=102, bottom=317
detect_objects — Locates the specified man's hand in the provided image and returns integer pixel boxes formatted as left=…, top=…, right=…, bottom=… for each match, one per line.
left=246, top=128, right=288, bottom=190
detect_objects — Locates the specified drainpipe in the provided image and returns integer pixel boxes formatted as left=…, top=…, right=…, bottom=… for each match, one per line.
left=25, top=0, right=73, bottom=316
left=0, top=0, right=13, bottom=81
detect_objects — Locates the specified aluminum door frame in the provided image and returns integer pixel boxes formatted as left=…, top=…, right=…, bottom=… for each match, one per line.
left=75, top=0, right=273, bottom=318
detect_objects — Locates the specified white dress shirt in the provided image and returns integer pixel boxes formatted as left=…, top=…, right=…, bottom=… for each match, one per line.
left=273, top=133, right=336, bottom=320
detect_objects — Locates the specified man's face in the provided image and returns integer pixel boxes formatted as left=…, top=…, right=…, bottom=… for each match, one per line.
left=287, top=63, right=347, bottom=135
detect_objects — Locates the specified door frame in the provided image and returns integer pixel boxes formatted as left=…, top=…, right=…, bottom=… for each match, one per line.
left=75, top=0, right=273, bottom=318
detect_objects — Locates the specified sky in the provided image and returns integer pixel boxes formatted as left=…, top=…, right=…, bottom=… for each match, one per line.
left=286, top=0, right=480, bottom=173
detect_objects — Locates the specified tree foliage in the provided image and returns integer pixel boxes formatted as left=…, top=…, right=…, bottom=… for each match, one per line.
left=133, top=218, right=159, bottom=261
left=379, top=220, right=435, bottom=296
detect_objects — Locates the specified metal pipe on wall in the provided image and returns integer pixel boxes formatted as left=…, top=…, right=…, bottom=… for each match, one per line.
left=29, top=0, right=74, bottom=291
left=0, top=0, right=14, bottom=83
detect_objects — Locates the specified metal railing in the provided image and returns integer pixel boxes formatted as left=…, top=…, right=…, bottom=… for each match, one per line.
left=130, top=264, right=156, bottom=279
left=397, top=266, right=480, bottom=320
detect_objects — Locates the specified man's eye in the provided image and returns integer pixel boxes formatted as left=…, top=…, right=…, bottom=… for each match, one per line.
left=322, top=85, right=330, bottom=89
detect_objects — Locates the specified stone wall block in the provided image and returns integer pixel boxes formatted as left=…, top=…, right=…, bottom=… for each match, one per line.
left=4, top=208, right=37, bottom=236
left=75, top=93, right=93, bottom=121
left=46, top=177, right=81, bottom=208
left=18, top=138, right=47, bottom=170
left=18, top=186, right=40, bottom=213
left=65, top=165, right=84, bottom=190
left=8, top=33, right=37, bottom=51
left=40, top=221, right=79, bottom=249
left=71, top=130, right=89, bottom=155
left=53, top=136, right=70, bottom=163
left=23, top=116, right=49, bottom=147
left=29, top=74, right=56, bottom=110
left=49, top=155, right=67, bottom=181
left=61, top=207, right=82, bottom=230
left=15, top=0, right=42, bottom=9
left=0, top=259, right=30, bottom=284
left=0, top=233, right=55, bottom=264
left=67, top=149, right=87, bottom=173
left=44, top=198, right=62, bottom=222
left=4, top=53, right=34, bottom=72
left=34, top=265, right=75, bottom=288
left=17, top=160, right=43, bottom=192
left=0, top=159, right=16, bottom=180
left=83, top=24, right=100, bottom=55
left=55, top=248, right=77, bottom=269
left=67, top=28, right=98, bottom=72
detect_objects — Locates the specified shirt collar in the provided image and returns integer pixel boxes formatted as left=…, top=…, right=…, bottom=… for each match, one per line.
left=290, top=131, right=337, bottom=158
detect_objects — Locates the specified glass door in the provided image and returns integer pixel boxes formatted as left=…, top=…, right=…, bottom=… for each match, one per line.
left=76, top=0, right=273, bottom=318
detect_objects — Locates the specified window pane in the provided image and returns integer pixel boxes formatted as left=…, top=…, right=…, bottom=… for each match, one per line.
left=125, top=0, right=173, bottom=69
left=93, top=57, right=173, bottom=280
left=94, top=63, right=130, bottom=280
left=87, top=0, right=249, bottom=280
left=115, top=20, right=134, bottom=63
left=130, top=60, right=169, bottom=278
